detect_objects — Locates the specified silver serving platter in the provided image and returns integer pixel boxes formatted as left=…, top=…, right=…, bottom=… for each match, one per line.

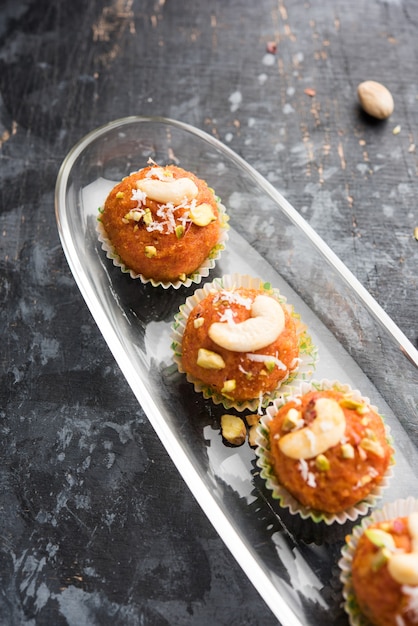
left=55, top=116, right=418, bottom=626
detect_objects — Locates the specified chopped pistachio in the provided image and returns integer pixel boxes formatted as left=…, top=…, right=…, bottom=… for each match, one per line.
left=175, top=225, right=185, bottom=239
left=193, top=317, right=205, bottom=329
left=248, top=424, right=258, bottom=448
left=189, top=203, right=216, bottom=226
left=357, top=405, right=369, bottom=415
left=371, top=547, right=392, bottom=572
left=123, top=209, right=143, bottom=223
left=365, top=528, right=396, bottom=550
left=245, top=413, right=259, bottom=427
left=144, top=245, right=157, bottom=258
left=282, top=408, right=302, bottom=432
left=265, top=360, right=276, bottom=373
left=360, top=438, right=385, bottom=457
left=359, top=474, right=372, bottom=486
left=143, top=208, right=153, bottom=226
left=221, top=414, right=246, bottom=446
left=365, top=428, right=377, bottom=441
left=341, top=443, right=355, bottom=459
left=197, top=348, right=225, bottom=370
left=339, top=397, right=367, bottom=413
left=116, top=191, right=124, bottom=199
left=315, top=454, right=330, bottom=471
left=221, top=379, right=236, bottom=394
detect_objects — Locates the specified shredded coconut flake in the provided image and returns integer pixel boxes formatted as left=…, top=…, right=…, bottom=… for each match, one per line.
left=131, top=188, right=147, bottom=205
left=145, top=166, right=171, bottom=181
left=218, top=308, right=236, bottom=324
left=128, top=186, right=194, bottom=235
left=298, top=459, right=317, bottom=488
left=214, top=290, right=253, bottom=309
left=401, top=586, right=418, bottom=623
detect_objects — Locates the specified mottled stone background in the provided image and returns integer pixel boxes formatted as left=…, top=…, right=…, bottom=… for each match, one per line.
left=1, top=1, right=417, bottom=625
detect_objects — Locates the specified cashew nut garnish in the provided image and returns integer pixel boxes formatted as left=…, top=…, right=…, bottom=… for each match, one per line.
left=136, top=177, right=198, bottom=204
left=208, top=295, right=285, bottom=352
left=278, top=398, right=346, bottom=459
left=387, top=512, right=418, bottom=585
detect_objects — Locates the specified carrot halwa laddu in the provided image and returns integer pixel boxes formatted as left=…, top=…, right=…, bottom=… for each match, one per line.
left=100, top=163, right=226, bottom=283
left=267, top=387, right=393, bottom=514
left=180, top=287, right=300, bottom=403
left=350, top=513, right=418, bottom=626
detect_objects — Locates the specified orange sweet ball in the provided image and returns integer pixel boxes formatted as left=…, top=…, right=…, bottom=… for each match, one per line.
left=181, top=287, right=300, bottom=403
left=100, top=164, right=226, bottom=283
left=267, top=388, right=393, bottom=514
left=351, top=514, right=418, bottom=626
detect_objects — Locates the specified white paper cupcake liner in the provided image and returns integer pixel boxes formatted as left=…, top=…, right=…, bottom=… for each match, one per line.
left=254, top=379, right=394, bottom=525
left=339, top=497, right=418, bottom=626
left=170, top=273, right=318, bottom=412
left=96, top=199, right=229, bottom=290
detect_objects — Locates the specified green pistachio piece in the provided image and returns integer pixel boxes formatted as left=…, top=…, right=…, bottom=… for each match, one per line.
left=339, top=397, right=368, bottom=413
left=175, top=225, right=185, bottom=238
left=193, top=317, right=204, bottom=329
left=341, top=443, right=355, bottom=459
left=143, top=208, right=153, bottom=226
left=371, top=547, right=392, bottom=572
left=360, top=438, right=385, bottom=458
left=221, top=379, right=236, bottom=394
left=282, top=408, right=302, bottom=432
left=197, top=348, right=225, bottom=370
left=315, top=454, right=330, bottom=471
left=189, top=203, right=216, bottom=226
left=144, top=245, right=157, bottom=258
left=365, top=528, right=396, bottom=550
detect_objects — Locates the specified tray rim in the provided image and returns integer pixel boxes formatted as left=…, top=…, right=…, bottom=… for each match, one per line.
left=54, top=115, right=418, bottom=625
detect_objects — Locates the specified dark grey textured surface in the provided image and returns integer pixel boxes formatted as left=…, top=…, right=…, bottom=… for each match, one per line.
left=1, top=1, right=417, bottom=624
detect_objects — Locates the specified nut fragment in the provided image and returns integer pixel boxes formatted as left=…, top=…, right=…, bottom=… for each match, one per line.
left=221, top=414, right=247, bottom=446
left=221, top=379, right=236, bottom=394
left=189, top=203, right=216, bottom=226
left=144, top=245, right=157, bottom=258
left=196, top=348, right=225, bottom=370
left=245, top=413, right=260, bottom=427
left=248, top=424, right=258, bottom=447
left=357, top=80, right=394, bottom=120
